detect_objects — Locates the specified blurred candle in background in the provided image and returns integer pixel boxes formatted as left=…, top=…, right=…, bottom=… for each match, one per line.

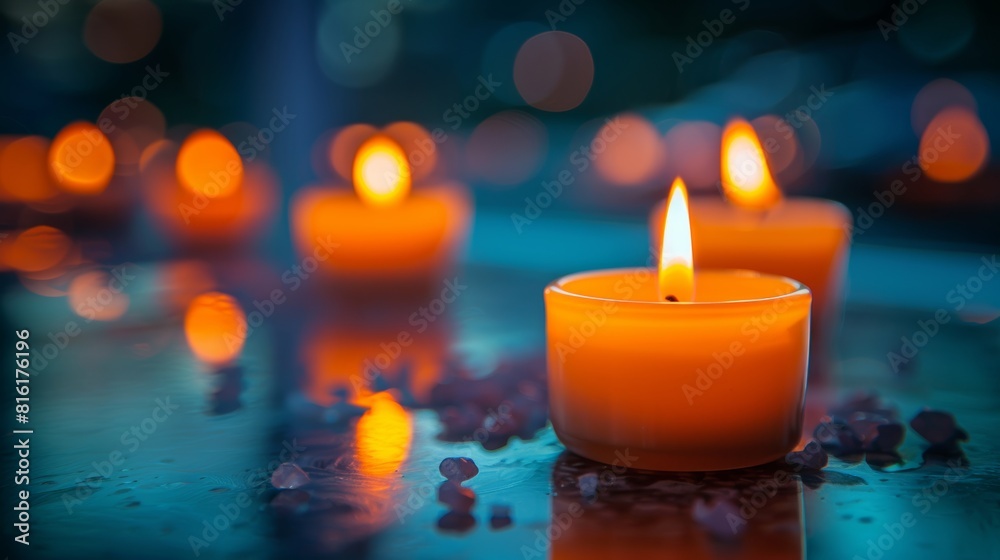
left=650, top=119, right=850, bottom=376
left=143, top=130, right=277, bottom=249
left=291, top=133, right=470, bottom=284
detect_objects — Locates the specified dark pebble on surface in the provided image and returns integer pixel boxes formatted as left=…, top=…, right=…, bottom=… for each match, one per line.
left=865, top=451, right=903, bottom=468
left=271, top=463, right=310, bottom=490
left=814, top=417, right=862, bottom=456
left=577, top=472, right=599, bottom=500
left=910, top=410, right=967, bottom=445
left=785, top=440, right=829, bottom=470
left=437, top=511, right=476, bottom=533
left=489, top=504, right=513, bottom=529
left=440, top=457, right=479, bottom=482
left=870, top=423, right=905, bottom=453
left=438, top=481, right=476, bottom=514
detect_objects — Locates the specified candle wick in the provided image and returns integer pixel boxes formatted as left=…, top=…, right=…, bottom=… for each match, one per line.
left=665, top=295, right=678, bottom=302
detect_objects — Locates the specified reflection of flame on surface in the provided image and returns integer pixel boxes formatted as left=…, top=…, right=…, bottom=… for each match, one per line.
left=184, top=292, right=246, bottom=366
left=69, top=270, right=130, bottom=321
left=301, top=322, right=450, bottom=407
left=721, top=118, right=782, bottom=210
left=355, top=392, right=413, bottom=477
left=353, top=135, right=411, bottom=207
left=658, top=178, right=694, bottom=303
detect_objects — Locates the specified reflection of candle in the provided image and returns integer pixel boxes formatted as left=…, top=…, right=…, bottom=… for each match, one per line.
left=291, top=135, right=470, bottom=281
left=184, top=291, right=247, bottom=366
left=547, top=178, right=811, bottom=471
left=650, top=119, right=850, bottom=371
left=549, top=453, right=805, bottom=559
left=301, top=318, right=451, bottom=407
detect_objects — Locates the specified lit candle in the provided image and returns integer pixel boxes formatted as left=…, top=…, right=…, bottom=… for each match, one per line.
left=291, top=135, right=470, bottom=282
left=650, top=119, right=850, bottom=372
left=546, top=178, right=811, bottom=471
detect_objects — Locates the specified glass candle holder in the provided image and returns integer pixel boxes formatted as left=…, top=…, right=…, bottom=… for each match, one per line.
left=545, top=269, right=811, bottom=471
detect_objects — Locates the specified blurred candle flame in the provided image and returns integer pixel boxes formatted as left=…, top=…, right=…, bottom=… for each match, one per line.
left=49, top=122, right=116, bottom=195
left=184, top=292, right=246, bottom=366
left=176, top=130, right=244, bottom=198
left=918, top=106, right=989, bottom=183
left=721, top=118, right=782, bottom=210
left=355, top=391, right=413, bottom=477
left=658, top=177, right=694, bottom=303
left=353, top=135, right=410, bottom=207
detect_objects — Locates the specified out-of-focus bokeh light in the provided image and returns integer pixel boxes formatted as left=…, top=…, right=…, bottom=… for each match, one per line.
left=514, top=31, right=594, bottom=112
left=751, top=114, right=799, bottom=175
left=0, top=136, right=60, bottom=202
left=330, top=124, right=379, bottom=181
left=316, top=0, right=400, bottom=88
left=49, top=122, right=116, bottom=195
left=663, top=121, right=721, bottom=192
left=918, top=107, right=989, bottom=183
left=68, top=270, right=130, bottom=321
left=898, top=0, right=974, bottom=63
left=481, top=22, right=550, bottom=106
left=139, top=138, right=177, bottom=174
left=84, top=0, right=162, bottom=63
left=2, top=226, right=72, bottom=273
left=176, top=129, right=244, bottom=198
left=184, top=292, right=247, bottom=366
left=382, top=121, right=438, bottom=181
left=98, top=97, right=166, bottom=175
left=911, top=79, right=978, bottom=135
left=158, top=261, right=216, bottom=312
left=593, top=113, right=662, bottom=188
left=720, top=118, right=782, bottom=209
left=355, top=392, right=413, bottom=477
left=465, top=110, right=547, bottom=186
left=353, top=135, right=411, bottom=206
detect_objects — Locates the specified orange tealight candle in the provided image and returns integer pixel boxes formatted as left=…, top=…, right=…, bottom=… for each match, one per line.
left=650, top=119, right=850, bottom=371
left=291, top=135, right=470, bottom=281
left=144, top=130, right=277, bottom=248
left=547, top=178, right=812, bottom=471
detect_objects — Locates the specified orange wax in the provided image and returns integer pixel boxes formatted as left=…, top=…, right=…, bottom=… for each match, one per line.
left=290, top=183, right=470, bottom=281
left=651, top=197, right=849, bottom=367
left=545, top=268, right=811, bottom=471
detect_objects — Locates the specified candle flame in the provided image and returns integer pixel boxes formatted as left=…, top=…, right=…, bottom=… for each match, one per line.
left=353, top=135, right=411, bottom=207
left=720, top=118, right=782, bottom=210
left=658, top=177, right=694, bottom=302
left=177, top=129, right=244, bottom=198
